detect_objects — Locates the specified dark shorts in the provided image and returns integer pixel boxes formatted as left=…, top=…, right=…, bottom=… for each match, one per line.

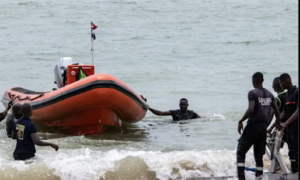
left=13, top=153, right=35, bottom=161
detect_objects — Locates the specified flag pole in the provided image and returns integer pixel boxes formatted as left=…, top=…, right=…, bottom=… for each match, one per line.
left=91, top=21, right=94, bottom=65
left=91, top=21, right=97, bottom=66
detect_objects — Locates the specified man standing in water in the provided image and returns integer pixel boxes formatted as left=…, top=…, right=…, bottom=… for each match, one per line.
left=6, top=104, right=23, bottom=138
left=278, top=73, right=298, bottom=173
left=12, top=103, right=59, bottom=160
left=236, top=72, right=280, bottom=180
left=148, top=98, right=201, bottom=121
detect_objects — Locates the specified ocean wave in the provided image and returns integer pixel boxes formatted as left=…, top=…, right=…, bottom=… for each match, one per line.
left=0, top=148, right=290, bottom=180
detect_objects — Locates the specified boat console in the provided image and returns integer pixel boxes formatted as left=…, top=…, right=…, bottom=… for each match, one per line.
left=54, top=57, right=94, bottom=89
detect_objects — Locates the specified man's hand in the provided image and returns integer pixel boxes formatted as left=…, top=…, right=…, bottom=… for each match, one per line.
left=0, top=111, right=7, bottom=117
left=280, top=122, right=288, bottom=128
left=51, top=144, right=59, bottom=151
left=0, top=111, right=8, bottom=121
left=238, top=121, right=244, bottom=135
left=6, top=100, right=14, bottom=110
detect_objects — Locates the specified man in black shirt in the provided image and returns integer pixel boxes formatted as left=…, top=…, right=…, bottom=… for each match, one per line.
left=12, top=103, right=59, bottom=160
left=236, top=72, right=280, bottom=180
left=6, top=104, right=23, bottom=138
left=149, top=98, right=201, bottom=121
left=278, top=73, right=298, bottom=173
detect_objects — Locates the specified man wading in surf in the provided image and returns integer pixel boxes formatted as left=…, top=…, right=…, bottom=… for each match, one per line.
left=149, top=98, right=201, bottom=121
left=236, top=72, right=280, bottom=180
left=6, top=104, right=23, bottom=138
left=12, top=103, right=59, bottom=160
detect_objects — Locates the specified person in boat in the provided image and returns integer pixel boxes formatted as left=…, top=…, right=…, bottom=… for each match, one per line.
left=6, top=104, right=23, bottom=138
left=12, top=103, right=59, bottom=161
left=0, top=102, right=12, bottom=122
left=278, top=73, right=298, bottom=173
left=148, top=98, right=201, bottom=121
left=267, top=77, right=287, bottom=146
left=236, top=72, right=280, bottom=180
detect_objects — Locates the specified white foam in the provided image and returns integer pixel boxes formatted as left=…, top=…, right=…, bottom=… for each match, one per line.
left=9, top=147, right=285, bottom=180
left=208, top=114, right=227, bottom=121
left=0, top=134, right=291, bottom=180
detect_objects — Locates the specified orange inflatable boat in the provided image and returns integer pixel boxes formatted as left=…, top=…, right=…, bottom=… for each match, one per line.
left=1, top=57, right=148, bottom=135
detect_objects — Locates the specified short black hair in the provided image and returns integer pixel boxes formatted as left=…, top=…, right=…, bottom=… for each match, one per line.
left=12, top=104, right=22, bottom=114
left=252, top=72, right=264, bottom=82
left=12, top=104, right=22, bottom=119
left=273, top=77, right=280, bottom=83
left=180, top=98, right=188, bottom=103
left=21, top=103, right=32, bottom=117
left=273, top=77, right=281, bottom=87
left=279, top=73, right=291, bottom=80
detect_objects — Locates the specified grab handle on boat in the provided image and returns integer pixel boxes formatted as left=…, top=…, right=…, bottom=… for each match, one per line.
left=140, top=95, right=147, bottom=102
left=8, top=94, right=44, bottom=103
left=72, top=67, right=92, bottom=70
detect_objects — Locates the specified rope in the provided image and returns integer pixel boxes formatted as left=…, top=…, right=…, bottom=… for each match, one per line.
left=8, top=93, right=44, bottom=104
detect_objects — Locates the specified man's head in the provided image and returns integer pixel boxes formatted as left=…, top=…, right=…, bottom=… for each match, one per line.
left=252, top=72, right=264, bottom=88
left=21, top=103, right=33, bottom=118
left=179, top=98, right=188, bottom=112
left=272, top=77, right=283, bottom=92
left=12, top=104, right=23, bottom=119
left=279, top=73, right=292, bottom=90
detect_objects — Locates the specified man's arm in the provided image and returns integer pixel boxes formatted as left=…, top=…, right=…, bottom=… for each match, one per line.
left=281, top=91, right=298, bottom=128
left=149, top=108, right=172, bottom=116
left=239, top=100, right=255, bottom=124
left=11, top=130, right=17, bottom=139
left=268, top=97, right=279, bottom=126
left=237, top=100, right=255, bottom=134
left=271, top=100, right=281, bottom=122
left=279, top=110, right=286, bottom=121
left=30, top=133, right=59, bottom=151
left=11, top=120, right=17, bottom=139
left=268, top=110, right=285, bottom=133
left=281, top=108, right=298, bottom=128
left=0, top=103, right=12, bottom=122
left=269, top=108, right=274, bottom=125
left=192, top=112, right=201, bottom=119
left=0, top=112, right=7, bottom=122
left=30, top=123, right=59, bottom=150
left=267, top=97, right=281, bottom=133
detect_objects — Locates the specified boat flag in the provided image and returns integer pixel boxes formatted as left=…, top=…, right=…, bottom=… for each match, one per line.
left=91, top=22, right=97, bottom=41
left=91, top=23, right=98, bottom=30
left=91, top=32, right=96, bottom=41
left=90, top=21, right=97, bottom=65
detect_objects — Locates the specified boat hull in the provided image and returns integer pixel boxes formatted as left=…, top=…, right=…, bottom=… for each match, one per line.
left=1, top=74, right=148, bottom=135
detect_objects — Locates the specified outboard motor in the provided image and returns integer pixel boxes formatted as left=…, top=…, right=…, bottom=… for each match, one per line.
left=54, top=57, right=74, bottom=88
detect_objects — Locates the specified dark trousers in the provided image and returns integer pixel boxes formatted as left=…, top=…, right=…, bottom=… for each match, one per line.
left=280, top=128, right=287, bottom=148
left=236, top=124, right=266, bottom=180
left=286, top=130, right=298, bottom=173
left=13, top=153, right=35, bottom=161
